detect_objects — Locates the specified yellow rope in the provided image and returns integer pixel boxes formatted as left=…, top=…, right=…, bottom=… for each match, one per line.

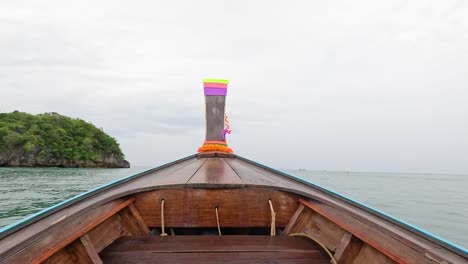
left=215, top=207, right=222, bottom=236
left=160, top=199, right=167, bottom=236
left=288, top=233, right=337, bottom=264
left=268, top=200, right=276, bottom=236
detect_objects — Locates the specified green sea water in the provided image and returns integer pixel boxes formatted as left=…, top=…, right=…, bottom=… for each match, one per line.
left=0, top=167, right=466, bottom=249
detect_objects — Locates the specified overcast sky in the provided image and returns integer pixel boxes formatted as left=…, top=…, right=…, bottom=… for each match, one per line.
left=1, top=1, right=467, bottom=173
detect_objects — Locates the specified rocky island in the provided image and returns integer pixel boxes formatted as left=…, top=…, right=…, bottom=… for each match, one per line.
left=0, top=111, right=130, bottom=168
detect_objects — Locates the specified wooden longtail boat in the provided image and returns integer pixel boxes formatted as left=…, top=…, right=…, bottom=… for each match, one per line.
left=0, top=79, right=467, bottom=264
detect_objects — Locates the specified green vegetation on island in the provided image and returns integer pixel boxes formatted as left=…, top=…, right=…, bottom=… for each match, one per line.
left=0, top=111, right=129, bottom=168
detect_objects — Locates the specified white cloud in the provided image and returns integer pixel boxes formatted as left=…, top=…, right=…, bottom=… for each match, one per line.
left=0, top=0, right=467, bottom=173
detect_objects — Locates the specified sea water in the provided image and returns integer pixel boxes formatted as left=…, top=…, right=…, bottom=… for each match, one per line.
left=0, top=167, right=466, bottom=249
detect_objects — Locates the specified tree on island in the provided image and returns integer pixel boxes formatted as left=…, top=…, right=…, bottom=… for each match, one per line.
left=0, top=111, right=130, bottom=168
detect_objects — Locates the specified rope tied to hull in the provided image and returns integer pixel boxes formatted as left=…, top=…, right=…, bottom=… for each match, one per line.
left=215, top=207, right=222, bottom=236
left=269, top=200, right=276, bottom=236
left=160, top=199, right=167, bottom=236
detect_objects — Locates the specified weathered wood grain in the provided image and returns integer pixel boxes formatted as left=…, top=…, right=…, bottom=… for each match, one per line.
left=127, top=203, right=150, bottom=234
left=119, top=207, right=149, bottom=236
left=132, top=188, right=300, bottom=228
left=100, top=235, right=330, bottom=264
left=300, top=198, right=424, bottom=264
left=225, top=158, right=284, bottom=187
left=85, top=214, right=129, bottom=253
left=285, top=207, right=347, bottom=252
left=353, top=244, right=396, bottom=264
left=1, top=198, right=132, bottom=264
left=101, top=251, right=329, bottom=264
left=424, top=247, right=468, bottom=264
left=31, top=198, right=135, bottom=264
left=102, top=235, right=322, bottom=252
left=44, top=239, right=100, bottom=264
left=142, top=158, right=206, bottom=187
left=65, top=239, right=98, bottom=264
left=187, top=158, right=244, bottom=188
left=283, top=204, right=305, bottom=234
left=333, top=232, right=363, bottom=264
left=204, top=96, right=226, bottom=141
left=79, top=235, right=103, bottom=264
left=42, top=248, right=74, bottom=264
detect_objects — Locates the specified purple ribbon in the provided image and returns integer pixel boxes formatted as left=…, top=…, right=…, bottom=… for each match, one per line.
left=204, top=87, right=227, bottom=96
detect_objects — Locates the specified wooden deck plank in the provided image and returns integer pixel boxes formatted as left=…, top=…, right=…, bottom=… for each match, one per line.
left=187, top=158, right=244, bottom=187
left=143, top=158, right=206, bottom=186
left=100, top=251, right=328, bottom=264
left=225, top=158, right=284, bottom=187
left=100, top=235, right=330, bottom=264
left=101, top=235, right=319, bottom=252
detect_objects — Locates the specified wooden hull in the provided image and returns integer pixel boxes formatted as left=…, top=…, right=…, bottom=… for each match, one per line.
left=0, top=152, right=466, bottom=263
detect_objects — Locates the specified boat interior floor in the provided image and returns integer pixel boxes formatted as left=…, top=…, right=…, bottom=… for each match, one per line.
left=99, top=235, right=330, bottom=264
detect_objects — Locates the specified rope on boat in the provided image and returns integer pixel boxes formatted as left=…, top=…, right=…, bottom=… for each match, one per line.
left=288, top=233, right=337, bottom=264
left=268, top=199, right=276, bottom=236
left=215, top=207, right=222, bottom=236
left=160, top=199, right=168, bottom=236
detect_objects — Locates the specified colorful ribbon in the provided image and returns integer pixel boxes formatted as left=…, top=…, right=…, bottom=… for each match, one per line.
left=221, top=114, right=231, bottom=139
left=204, top=87, right=227, bottom=96
left=203, top=78, right=228, bottom=84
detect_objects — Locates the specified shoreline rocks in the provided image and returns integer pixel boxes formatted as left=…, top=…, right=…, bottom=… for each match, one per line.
left=0, top=151, right=130, bottom=168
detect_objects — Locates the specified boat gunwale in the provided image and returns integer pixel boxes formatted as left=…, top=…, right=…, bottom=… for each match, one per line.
left=0, top=154, right=198, bottom=240
left=0, top=153, right=466, bottom=259
left=233, top=154, right=468, bottom=257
